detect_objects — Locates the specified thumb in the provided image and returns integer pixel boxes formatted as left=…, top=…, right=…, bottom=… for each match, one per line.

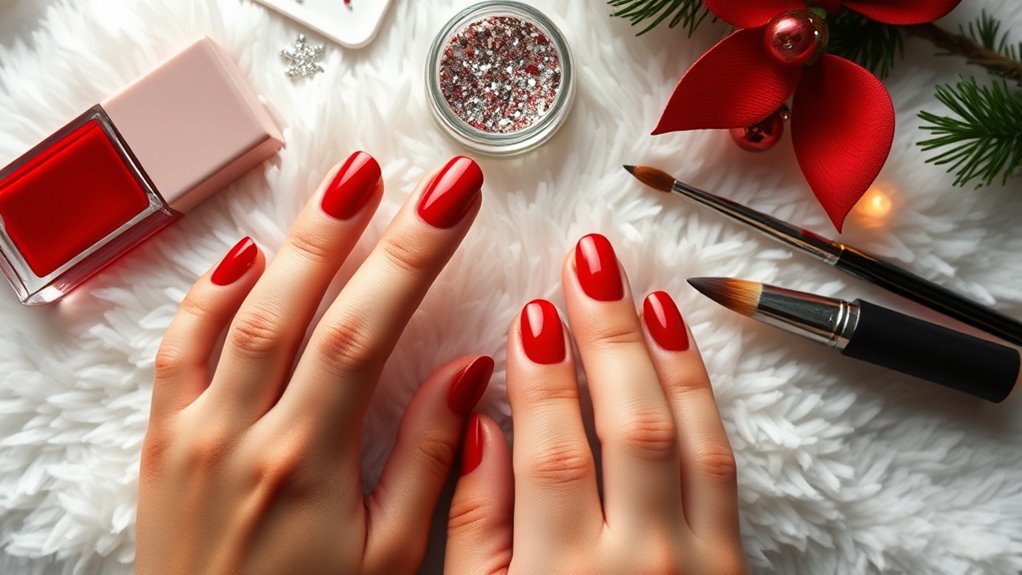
left=445, top=414, right=513, bottom=575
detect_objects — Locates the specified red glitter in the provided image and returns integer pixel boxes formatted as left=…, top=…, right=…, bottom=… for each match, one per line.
left=438, top=15, right=562, bottom=134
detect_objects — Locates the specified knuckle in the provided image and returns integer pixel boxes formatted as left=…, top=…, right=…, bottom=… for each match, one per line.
left=518, top=380, right=579, bottom=406
left=447, top=496, right=491, bottom=534
left=411, top=431, right=459, bottom=482
left=153, top=342, right=186, bottom=381
left=526, top=441, right=594, bottom=485
left=229, top=306, right=285, bottom=358
left=139, top=431, right=171, bottom=480
left=616, top=408, right=677, bottom=461
left=694, top=442, right=738, bottom=484
left=287, top=226, right=334, bottom=266
left=380, top=234, right=432, bottom=276
left=178, top=293, right=214, bottom=322
left=589, top=319, right=645, bottom=351
left=668, top=375, right=712, bottom=401
left=315, top=318, right=378, bottom=375
left=183, top=429, right=235, bottom=472
left=252, top=441, right=311, bottom=496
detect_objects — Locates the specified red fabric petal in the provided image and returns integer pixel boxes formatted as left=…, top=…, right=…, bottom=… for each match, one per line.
left=703, top=0, right=804, bottom=28
left=791, top=55, right=894, bottom=231
left=653, top=29, right=803, bottom=134
left=842, top=0, right=961, bottom=25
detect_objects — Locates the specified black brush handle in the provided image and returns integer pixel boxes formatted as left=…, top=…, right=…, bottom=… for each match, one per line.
left=842, top=300, right=1020, bottom=402
left=837, top=247, right=1022, bottom=347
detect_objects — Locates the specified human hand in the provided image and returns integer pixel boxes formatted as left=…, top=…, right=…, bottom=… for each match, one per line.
left=445, top=234, right=748, bottom=574
left=136, top=153, right=491, bottom=575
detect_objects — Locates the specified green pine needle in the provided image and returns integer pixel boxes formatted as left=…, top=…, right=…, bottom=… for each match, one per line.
left=961, top=10, right=1021, bottom=62
left=919, top=78, right=1022, bottom=187
left=607, top=0, right=711, bottom=36
left=827, top=10, right=904, bottom=79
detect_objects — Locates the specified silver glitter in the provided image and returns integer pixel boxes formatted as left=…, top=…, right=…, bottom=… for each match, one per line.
left=438, top=15, right=562, bottom=134
left=281, top=34, right=326, bottom=80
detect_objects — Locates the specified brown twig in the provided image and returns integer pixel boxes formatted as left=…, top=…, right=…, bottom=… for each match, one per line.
left=906, top=22, right=1022, bottom=85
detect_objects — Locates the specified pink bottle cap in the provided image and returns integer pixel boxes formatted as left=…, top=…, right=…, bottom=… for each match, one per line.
left=101, top=37, right=284, bottom=213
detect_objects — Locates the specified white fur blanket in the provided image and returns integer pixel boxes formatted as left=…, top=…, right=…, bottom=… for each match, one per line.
left=2, top=1, right=1022, bottom=573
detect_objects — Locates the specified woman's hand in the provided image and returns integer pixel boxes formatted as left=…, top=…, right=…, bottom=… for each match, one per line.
left=445, top=234, right=748, bottom=574
left=136, top=153, right=491, bottom=575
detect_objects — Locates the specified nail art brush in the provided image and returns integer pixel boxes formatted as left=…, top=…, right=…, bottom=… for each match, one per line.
left=688, top=277, right=1021, bottom=402
left=624, top=165, right=1022, bottom=347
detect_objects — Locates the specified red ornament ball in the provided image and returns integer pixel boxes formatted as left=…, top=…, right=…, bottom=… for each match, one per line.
left=730, top=107, right=787, bottom=152
left=764, top=10, right=821, bottom=66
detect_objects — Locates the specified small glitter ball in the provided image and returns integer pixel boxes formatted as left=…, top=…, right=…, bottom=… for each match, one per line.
left=438, top=15, right=562, bottom=134
left=281, top=34, right=326, bottom=80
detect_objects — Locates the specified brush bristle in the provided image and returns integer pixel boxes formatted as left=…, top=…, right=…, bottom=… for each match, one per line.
left=687, top=277, right=763, bottom=317
left=624, top=165, right=675, bottom=193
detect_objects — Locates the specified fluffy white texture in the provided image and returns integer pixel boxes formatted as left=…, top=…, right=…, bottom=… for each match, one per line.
left=1, top=0, right=1022, bottom=573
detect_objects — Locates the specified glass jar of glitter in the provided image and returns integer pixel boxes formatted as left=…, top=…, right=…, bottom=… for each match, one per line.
left=426, top=1, right=575, bottom=156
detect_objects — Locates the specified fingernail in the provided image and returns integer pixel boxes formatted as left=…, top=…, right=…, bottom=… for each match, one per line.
left=521, top=299, right=566, bottom=364
left=417, top=156, right=484, bottom=229
left=643, top=291, right=690, bottom=351
left=321, top=151, right=382, bottom=220
left=460, top=414, right=484, bottom=477
left=575, top=234, right=624, bottom=302
left=211, top=237, right=258, bottom=286
left=448, top=356, right=495, bottom=417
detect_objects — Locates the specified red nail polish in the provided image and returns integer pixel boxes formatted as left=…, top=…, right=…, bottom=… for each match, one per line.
left=448, top=356, right=495, bottom=416
left=0, top=39, right=282, bottom=305
left=521, top=299, right=566, bottom=365
left=575, top=234, right=624, bottom=302
left=321, top=151, right=381, bottom=220
left=417, top=156, right=483, bottom=229
left=460, top=414, right=484, bottom=477
left=643, top=291, right=690, bottom=351
left=212, top=237, right=258, bottom=286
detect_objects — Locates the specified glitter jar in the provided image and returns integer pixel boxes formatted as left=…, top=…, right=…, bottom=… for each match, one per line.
left=426, top=1, right=575, bottom=156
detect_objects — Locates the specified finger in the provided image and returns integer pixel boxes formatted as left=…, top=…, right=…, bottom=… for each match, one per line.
left=207, top=151, right=382, bottom=420
left=507, top=299, right=602, bottom=551
left=275, top=156, right=484, bottom=433
left=563, top=234, right=683, bottom=534
left=445, top=415, right=513, bottom=575
left=364, top=355, right=493, bottom=574
left=641, top=291, right=740, bottom=541
left=151, top=237, right=264, bottom=422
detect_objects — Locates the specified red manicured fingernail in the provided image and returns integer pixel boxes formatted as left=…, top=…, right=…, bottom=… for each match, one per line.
left=448, top=356, right=494, bottom=416
left=643, top=291, right=690, bottom=352
left=575, top=234, right=624, bottom=302
left=460, top=414, right=484, bottom=476
left=521, top=299, right=566, bottom=364
left=417, top=156, right=484, bottom=229
left=321, top=151, right=381, bottom=220
left=211, top=237, right=258, bottom=286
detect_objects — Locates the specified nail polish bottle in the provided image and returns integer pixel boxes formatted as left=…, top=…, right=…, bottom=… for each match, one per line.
left=0, top=37, right=284, bottom=305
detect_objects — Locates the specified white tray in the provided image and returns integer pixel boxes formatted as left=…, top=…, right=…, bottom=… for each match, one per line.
left=252, top=0, right=394, bottom=48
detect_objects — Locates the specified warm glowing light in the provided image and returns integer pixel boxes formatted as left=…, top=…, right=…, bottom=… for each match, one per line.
left=858, top=185, right=894, bottom=220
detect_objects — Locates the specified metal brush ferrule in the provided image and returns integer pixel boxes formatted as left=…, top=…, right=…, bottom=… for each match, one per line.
left=753, top=285, right=861, bottom=350
left=672, top=181, right=844, bottom=265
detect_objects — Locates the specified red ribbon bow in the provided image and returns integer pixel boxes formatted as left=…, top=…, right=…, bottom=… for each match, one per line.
left=653, top=0, right=960, bottom=231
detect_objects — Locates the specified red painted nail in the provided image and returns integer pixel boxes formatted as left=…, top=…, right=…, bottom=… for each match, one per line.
left=417, top=156, right=484, bottom=229
left=321, top=151, right=381, bottom=220
left=575, top=234, right=624, bottom=302
left=643, top=291, right=690, bottom=352
left=521, top=299, right=566, bottom=364
left=460, top=414, right=484, bottom=476
left=211, top=237, right=258, bottom=286
left=448, top=356, right=494, bottom=416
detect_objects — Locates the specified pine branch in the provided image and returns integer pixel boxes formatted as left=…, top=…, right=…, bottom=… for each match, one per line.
left=827, top=10, right=904, bottom=79
left=918, top=78, right=1022, bottom=187
left=607, top=0, right=711, bottom=36
left=907, top=21, right=1022, bottom=85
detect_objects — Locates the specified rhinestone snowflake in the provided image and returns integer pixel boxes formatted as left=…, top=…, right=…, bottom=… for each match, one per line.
left=281, top=34, right=326, bottom=80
